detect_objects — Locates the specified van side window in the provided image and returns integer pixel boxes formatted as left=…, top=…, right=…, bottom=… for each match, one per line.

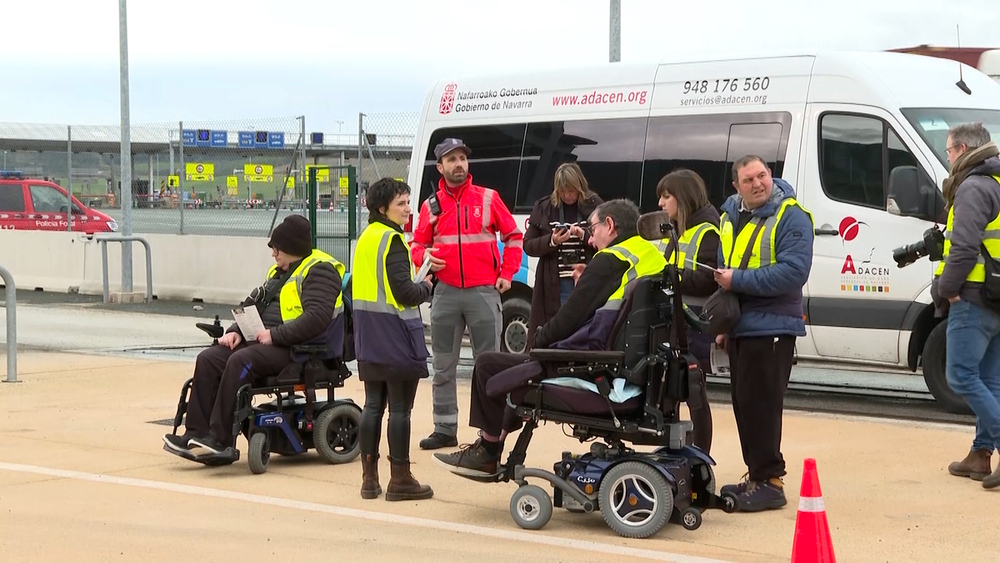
left=517, top=118, right=646, bottom=212
left=0, top=184, right=25, bottom=212
left=643, top=113, right=791, bottom=211
left=422, top=125, right=525, bottom=208
left=820, top=113, right=942, bottom=220
left=29, top=185, right=70, bottom=213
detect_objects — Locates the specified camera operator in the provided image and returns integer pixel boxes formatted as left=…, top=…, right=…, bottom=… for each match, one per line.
left=523, top=162, right=602, bottom=349
left=930, top=122, right=1000, bottom=489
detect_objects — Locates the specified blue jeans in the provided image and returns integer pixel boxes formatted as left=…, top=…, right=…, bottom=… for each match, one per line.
left=559, top=278, right=575, bottom=305
left=946, top=299, right=1000, bottom=452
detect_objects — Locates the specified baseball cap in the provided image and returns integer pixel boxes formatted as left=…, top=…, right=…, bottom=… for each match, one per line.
left=434, top=138, right=471, bottom=160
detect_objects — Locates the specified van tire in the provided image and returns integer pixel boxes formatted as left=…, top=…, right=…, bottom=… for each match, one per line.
left=501, top=298, right=531, bottom=354
left=922, top=322, right=971, bottom=414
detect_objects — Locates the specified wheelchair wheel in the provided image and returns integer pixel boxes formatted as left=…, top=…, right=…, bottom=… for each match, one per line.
left=248, top=432, right=269, bottom=475
left=721, top=491, right=739, bottom=514
left=509, top=484, right=553, bottom=531
left=679, top=507, right=702, bottom=531
left=598, top=461, right=673, bottom=539
left=315, top=403, right=362, bottom=464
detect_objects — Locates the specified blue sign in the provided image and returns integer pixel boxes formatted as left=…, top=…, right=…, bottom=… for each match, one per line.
left=238, top=131, right=255, bottom=148
left=268, top=132, right=285, bottom=149
left=181, top=129, right=196, bottom=147
left=254, top=131, right=269, bottom=148
left=211, top=130, right=228, bottom=147
left=196, top=129, right=211, bottom=147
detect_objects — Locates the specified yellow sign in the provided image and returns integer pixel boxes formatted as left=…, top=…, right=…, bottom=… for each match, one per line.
left=243, top=163, right=273, bottom=182
left=285, top=176, right=295, bottom=189
left=167, top=175, right=179, bottom=188
left=305, top=165, right=330, bottom=183
left=338, top=176, right=349, bottom=188
left=185, top=162, right=215, bottom=181
left=227, top=186, right=238, bottom=196
left=226, top=175, right=238, bottom=188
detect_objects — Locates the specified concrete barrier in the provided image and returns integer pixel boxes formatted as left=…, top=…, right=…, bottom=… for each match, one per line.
left=0, top=231, right=273, bottom=303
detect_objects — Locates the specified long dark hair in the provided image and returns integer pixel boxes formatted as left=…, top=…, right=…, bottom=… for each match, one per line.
left=656, top=169, right=709, bottom=235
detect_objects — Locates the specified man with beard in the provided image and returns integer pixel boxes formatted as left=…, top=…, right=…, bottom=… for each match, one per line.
left=410, top=138, right=523, bottom=450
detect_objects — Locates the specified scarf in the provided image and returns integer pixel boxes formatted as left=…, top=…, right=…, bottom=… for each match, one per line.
left=943, top=141, right=1000, bottom=206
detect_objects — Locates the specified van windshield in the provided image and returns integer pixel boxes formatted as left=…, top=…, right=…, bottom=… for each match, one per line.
left=901, top=108, right=1000, bottom=167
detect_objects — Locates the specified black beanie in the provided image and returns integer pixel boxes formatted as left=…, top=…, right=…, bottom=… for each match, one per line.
left=268, top=214, right=313, bottom=257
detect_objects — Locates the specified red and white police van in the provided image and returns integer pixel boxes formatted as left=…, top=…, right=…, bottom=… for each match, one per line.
left=0, top=171, right=118, bottom=234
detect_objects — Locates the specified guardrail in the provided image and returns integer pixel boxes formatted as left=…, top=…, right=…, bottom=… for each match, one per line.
left=96, top=235, right=153, bottom=303
left=1, top=264, right=16, bottom=383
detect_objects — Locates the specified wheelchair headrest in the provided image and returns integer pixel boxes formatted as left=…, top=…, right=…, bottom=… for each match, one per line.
left=637, top=210, right=674, bottom=241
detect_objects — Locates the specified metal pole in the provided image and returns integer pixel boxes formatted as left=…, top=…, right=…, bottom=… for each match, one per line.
left=299, top=115, right=307, bottom=203
left=609, top=0, right=621, bottom=63
left=358, top=113, right=364, bottom=236
left=1, top=264, right=17, bottom=383
left=119, top=0, right=134, bottom=293
left=179, top=120, right=185, bottom=234
left=67, top=125, right=73, bottom=232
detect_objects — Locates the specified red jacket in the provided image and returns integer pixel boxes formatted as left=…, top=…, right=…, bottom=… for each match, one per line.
left=411, top=174, right=523, bottom=288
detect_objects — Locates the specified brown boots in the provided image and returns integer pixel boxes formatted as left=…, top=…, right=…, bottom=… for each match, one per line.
left=386, top=458, right=433, bottom=501
left=948, top=449, right=993, bottom=481
left=361, top=453, right=382, bottom=499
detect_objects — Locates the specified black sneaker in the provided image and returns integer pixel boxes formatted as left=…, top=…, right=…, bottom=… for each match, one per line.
left=188, top=436, right=229, bottom=455
left=721, top=473, right=751, bottom=496
left=419, top=432, right=458, bottom=450
left=736, top=479, right=787, bottom=512
left=162, top=433, right=194, bottom=454
left=433, top=439, right=500, bottom=476
left=193, top=447, right=239, bottom=466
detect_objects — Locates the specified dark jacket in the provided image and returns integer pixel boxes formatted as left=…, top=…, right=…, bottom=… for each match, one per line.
left=227, top=258, right=342, bottom=352
left=358, top=216, right=433, bottom=382
left=533, top=231, right=631, bottom=349
left=662, top=203, right=721, bottom=299
left=719, top=178, right=814, bottom=338
left=932, top=155, right=1000, bottom=313
left=523, top=193, right=603, bottom=347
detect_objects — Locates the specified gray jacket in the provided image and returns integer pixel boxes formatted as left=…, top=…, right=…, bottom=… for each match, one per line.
left=932, top=156, right=1000, bottom=313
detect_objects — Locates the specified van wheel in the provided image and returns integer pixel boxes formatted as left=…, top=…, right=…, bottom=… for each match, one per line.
left=922, top=322, right=972, bottom=414
left=502, top=298, right=531, bottom=354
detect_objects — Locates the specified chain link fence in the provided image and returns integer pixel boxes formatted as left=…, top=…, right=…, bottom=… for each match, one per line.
left=358, top=112, right=419, bottom=226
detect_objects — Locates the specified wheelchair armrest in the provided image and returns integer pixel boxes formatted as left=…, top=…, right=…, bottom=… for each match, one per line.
left=682, top=304, right=712, bottom=334
left=291, top=344, right=330, bottom=355
left=196, top=322, right=224, bottom=339
left=529, top=348, right=625, bottom=364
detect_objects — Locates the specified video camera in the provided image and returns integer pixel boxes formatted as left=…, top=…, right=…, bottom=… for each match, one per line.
left=550, top=221, right=589, bottom=268
left=892, top=225, right=945, bottom=268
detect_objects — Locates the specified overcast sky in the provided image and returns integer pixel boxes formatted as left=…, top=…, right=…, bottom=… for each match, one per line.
left=1, top=0, right=996, bottom=136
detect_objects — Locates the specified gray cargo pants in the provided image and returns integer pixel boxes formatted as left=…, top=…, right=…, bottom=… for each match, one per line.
left=429, top=282, right=502, bottom=437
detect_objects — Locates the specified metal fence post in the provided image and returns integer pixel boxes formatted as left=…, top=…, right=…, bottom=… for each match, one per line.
left=178, top=120, right=185, bottom=235
left=1, top=264, right=17, bottom=383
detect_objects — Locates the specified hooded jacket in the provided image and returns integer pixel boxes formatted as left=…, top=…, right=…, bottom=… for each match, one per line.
left=718, top=177, right=814, bottom=338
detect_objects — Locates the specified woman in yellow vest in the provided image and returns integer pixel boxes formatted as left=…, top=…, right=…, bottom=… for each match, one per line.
left=353, top=178, right=434, bottom=501
left=656, top=169, right=721, bottom=454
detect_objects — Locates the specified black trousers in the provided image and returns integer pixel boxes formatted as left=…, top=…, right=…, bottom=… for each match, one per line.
left=728, top=335, right=796, bottom=481
left=185, top=343, right=293, bottom=445
left=687, top=326, right=714, bottom=454
left=469, top=352, right=531, bottom=436
left=360, top=380, right=419, bottom=461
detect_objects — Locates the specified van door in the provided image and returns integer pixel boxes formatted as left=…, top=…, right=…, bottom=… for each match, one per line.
left=0, top=182, right=31, bottom=230
left=27, top=183, right=73, bottom=231
left=798, top=106, right=943, bottom=363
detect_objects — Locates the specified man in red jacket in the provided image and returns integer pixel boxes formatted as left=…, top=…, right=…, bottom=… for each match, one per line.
left=410, top=138, right=524, bottom=449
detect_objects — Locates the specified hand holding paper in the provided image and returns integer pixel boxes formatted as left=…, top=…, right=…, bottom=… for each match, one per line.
left=232, top=306, right=265, bottom=341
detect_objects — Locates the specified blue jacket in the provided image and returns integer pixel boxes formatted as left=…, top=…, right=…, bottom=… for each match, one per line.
left=718, top=178, right=814, bottom=338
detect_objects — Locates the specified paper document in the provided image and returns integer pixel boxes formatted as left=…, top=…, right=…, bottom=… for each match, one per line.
left=710, top=342, right=730, bottom=376
left=232, top=306, right=265, bottom=341
left=413, top=258, right=433, bottom=283
left=686, top=259, right=719, bottom=273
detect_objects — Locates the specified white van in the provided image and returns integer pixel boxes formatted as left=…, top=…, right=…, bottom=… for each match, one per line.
left=408, top=50, right=1000, bottom=413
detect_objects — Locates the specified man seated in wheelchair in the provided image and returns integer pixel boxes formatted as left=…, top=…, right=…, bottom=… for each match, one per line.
left=434, top=199, right=666, bottom=476
left=162, top=214, right=346, bottom=464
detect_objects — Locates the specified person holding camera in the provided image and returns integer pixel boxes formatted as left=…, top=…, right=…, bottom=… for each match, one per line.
left=930, top=122, right=1000, bottom=488
left=714, top=155, right=814, bottom=512
left=523, top=162, right=602, bottom=349
left=655, top=169, right=720, bottom=454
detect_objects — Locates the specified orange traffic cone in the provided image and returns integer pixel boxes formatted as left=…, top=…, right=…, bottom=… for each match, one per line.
left=791, top=458, right=836, bottom=563
left=329, top=200, right=334, bottom=212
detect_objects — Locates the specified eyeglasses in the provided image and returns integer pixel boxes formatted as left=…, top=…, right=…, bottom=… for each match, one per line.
left=946, top=144, right=963, bottom=154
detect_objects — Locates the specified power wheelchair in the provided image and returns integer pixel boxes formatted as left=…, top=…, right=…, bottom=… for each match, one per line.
left=458, top=213, right=737, bottom=538
left=165, top=292, right=362, bottom=475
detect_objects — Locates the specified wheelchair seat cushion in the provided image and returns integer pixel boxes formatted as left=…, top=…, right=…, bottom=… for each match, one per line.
left=509, top=383, right=645, bottom=417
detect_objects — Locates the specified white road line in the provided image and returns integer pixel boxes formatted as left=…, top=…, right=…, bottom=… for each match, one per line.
left=0, top=461, right=727, bottom=563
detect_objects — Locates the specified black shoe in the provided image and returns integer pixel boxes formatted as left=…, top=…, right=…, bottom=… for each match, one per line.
left=162, top=433, right=194, bottom=454
left=433, top=439, right=500, bottom=477
left=419, top=432, right=458, bottom=450
left=736, top=479, right=787, bottom=512
left=189, top=436, right=229, bottom=455
left=193, top=447, right=239, bottom=466
left=721, top=473, right=751, bottom=496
